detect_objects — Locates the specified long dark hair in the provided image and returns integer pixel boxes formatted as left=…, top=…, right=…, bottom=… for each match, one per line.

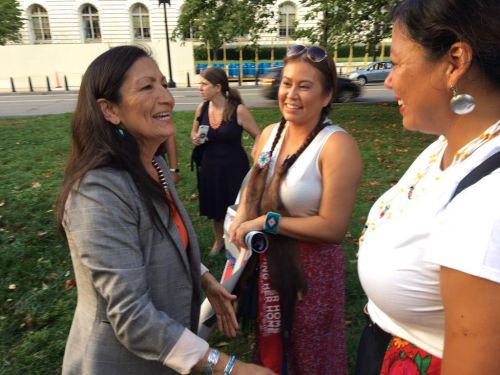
left=392, top=0, right=500, bottom=89
left=240, top=47, right=337, bottom=339
left=201, top=67, right=243, bottom=121
left=56, top=45, right=167, bottom=230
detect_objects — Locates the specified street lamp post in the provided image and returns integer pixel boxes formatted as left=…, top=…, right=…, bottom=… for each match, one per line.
left=159, top=0, right=176, bottom=88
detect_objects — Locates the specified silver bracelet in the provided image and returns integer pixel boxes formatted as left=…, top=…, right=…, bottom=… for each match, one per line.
left=202, top=348, right=220, bottom=375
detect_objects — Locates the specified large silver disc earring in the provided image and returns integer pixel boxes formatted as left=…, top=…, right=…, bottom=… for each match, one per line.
left=449, top=86, right=475, bottom=115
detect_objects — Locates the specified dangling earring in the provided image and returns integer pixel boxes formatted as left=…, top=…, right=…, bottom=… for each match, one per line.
left=116, top=128, right=125, bottom=137
left=449, top=85, right=475, bottom=115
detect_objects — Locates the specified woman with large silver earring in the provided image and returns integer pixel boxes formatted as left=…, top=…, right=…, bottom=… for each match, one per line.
left=355, top=0, right=500, bottom=374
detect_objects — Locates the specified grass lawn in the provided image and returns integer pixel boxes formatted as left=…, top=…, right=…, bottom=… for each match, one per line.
left=0, top=104, right=434, bottom=374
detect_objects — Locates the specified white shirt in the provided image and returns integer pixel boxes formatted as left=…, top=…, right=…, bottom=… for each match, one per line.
left=358, top=129, right=500, bottom=358
left=162, top=265, right=210, bottom=373
left=262, top=121, right=345, bottom=216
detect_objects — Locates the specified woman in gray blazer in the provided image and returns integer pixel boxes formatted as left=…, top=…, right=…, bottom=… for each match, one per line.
left=56, top=46, right=275, bottom=375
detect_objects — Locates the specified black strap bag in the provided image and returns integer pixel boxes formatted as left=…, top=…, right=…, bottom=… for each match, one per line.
left=190, top=101, right=210, bottom=182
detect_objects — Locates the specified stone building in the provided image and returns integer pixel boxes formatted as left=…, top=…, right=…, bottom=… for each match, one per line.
left=0, top=0, right=314, bottom=91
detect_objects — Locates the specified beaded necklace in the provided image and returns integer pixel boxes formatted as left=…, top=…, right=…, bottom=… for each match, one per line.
left=152, top=158, right=168, bottom=193
left=152, top=158, right=189, bottom=247
left=359, top=120, right=500, bottom=243
left=453, top=122, right=500, bottom=164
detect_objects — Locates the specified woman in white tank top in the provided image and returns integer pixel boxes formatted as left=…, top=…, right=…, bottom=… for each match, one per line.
left=229, top=45, right=362, bottom=375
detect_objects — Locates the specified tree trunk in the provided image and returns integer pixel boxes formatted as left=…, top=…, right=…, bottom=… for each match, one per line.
left=321, top=5, right=331, bottom=49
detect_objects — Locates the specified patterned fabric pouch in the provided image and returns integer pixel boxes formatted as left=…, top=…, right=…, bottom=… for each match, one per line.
left=380, top=337, right=441, bottom=375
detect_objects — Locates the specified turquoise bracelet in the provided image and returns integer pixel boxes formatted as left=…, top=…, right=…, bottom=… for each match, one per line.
left=223, top=355, right=236, bottom=375
left=263, top=211, right=281, bottom=234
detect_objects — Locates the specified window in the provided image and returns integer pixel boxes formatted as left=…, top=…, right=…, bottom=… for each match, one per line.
left=132, top=4, right=150, bottom=40
left=82, top=4, right=101, bottom=41
left=279, top=2, right=296, bottom=38
left=29, top=4, right=51, bottom=42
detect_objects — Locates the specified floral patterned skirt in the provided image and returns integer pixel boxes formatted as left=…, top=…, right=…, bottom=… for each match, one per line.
left=380, top=337, right=441, bottom=375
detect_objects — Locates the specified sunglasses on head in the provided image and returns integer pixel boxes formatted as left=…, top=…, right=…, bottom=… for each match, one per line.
left=286, top=44, right=327, bottom=62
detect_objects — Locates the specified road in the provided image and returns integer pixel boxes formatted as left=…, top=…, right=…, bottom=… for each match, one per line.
left=0, top=84, right=395, bottom=117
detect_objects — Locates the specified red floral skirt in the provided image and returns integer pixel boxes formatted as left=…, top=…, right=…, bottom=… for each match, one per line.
left=380, top=337, right=441, bottom=375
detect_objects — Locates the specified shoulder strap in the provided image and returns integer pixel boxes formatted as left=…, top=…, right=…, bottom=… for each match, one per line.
left=449, top=150, right=500, bottom=203
left=196, top=101, right=210, bottom=124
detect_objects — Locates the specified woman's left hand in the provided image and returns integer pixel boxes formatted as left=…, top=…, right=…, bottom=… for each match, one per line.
left=231, top=216, right=265, bottom=249
left=202, top=272, right=238, bottom=337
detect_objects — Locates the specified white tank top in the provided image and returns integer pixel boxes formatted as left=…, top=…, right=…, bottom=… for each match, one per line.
left=262, top=121, right=345, bottom=217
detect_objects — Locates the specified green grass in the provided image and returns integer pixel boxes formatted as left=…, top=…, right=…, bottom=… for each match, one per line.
left=0, top=105, right=434, bottom=374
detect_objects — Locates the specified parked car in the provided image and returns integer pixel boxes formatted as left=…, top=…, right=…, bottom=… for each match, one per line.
left=349, top=61, right=392, bottom=85
left=260, top=67, right=362, bottom=103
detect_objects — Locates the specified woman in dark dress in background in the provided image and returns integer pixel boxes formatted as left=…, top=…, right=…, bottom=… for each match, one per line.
left=191, top=67, right=260, bottom=256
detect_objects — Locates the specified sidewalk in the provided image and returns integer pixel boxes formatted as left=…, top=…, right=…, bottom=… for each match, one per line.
left=0, top=82, right=263, bottom=96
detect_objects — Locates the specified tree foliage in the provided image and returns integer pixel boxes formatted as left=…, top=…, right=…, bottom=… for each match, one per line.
left=293, top=0, right=352, bottom=50
left=294, top=0, right=396, bottom=58
left=173, top=0, right=275, bottom=58
left=0, top=0, right=23, bottom=46
left=349, top=0, right=396, bottom=59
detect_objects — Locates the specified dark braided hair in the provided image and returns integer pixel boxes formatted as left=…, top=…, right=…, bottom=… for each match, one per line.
left=239, top=48, right=336, bottom=340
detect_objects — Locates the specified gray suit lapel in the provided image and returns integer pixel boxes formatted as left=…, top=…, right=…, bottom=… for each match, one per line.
left=154, top=157, right=201, bottom=279
left=150, top=163, right=190, bottom=279
left=156, top=156, right=202, bottom=329
left=151, top=198, right=191, bottom=272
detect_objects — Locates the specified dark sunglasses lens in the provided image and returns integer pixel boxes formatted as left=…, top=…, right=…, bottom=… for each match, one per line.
left=307, top=46, right=327, bottom=62
left=287, top=44, right=306, bottom=57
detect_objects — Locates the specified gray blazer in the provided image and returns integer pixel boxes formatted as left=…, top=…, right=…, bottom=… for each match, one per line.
left=62, top=157, right=202, bottom=375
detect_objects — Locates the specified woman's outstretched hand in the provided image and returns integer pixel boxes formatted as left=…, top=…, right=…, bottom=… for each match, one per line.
left=195, top=351, right=278, bottom=375
left=202, top=272, right=238, bottom=337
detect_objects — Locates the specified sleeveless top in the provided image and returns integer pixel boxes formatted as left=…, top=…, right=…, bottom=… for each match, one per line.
left=199, top=103, right=247, bottom=159
left=197, top=102, right=249, bottom=219
left=261, top=121, right=345, bottom=217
